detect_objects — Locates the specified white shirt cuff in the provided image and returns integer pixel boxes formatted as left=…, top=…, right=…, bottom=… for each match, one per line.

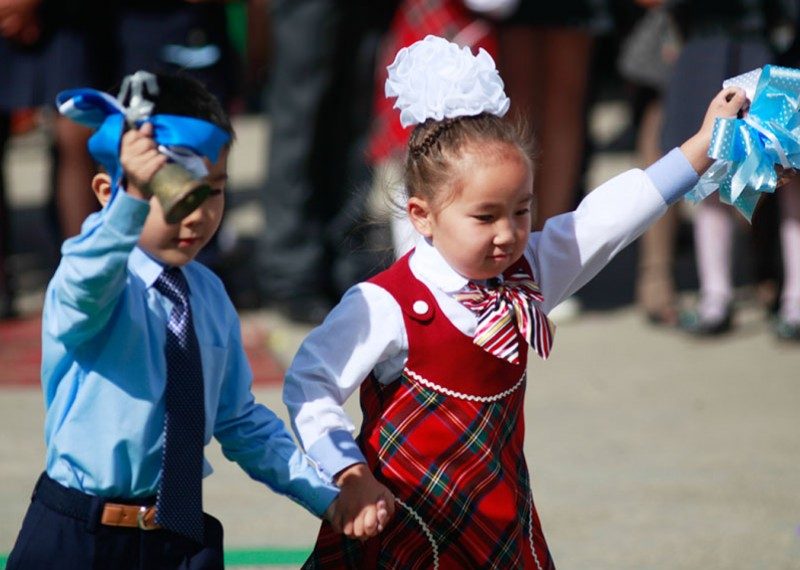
left=645, top=148, right=700, bottom=205
left=307, top=429, right=367, bottom=480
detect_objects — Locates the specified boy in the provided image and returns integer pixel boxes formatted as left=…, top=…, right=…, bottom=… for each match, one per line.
left=6, top=73, right=342, bottom=569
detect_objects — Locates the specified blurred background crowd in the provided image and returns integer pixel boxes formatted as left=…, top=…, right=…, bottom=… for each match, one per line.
left=1, top=0, right=800, bottom=342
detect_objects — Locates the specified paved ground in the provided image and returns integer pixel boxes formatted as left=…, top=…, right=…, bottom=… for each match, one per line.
left=1, top=109, right=798, bottom=569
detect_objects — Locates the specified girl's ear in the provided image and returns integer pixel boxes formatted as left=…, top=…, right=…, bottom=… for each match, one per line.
left=91, top=173, right=113, bottom=207
left=407, top=196, right=433, bottom=238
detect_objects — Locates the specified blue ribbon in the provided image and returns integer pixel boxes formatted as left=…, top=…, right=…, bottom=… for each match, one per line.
left=55, top=87, right=231, bottom=219
left=687, top=64, right=800, bottom=220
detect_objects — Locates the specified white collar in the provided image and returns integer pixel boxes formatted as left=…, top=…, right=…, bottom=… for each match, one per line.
left=408, top=237, right=516, bottom=294
left=408, top=238, right=471, bottom=294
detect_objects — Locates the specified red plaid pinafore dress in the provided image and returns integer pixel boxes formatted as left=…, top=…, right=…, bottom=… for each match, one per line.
left=303, top=253, right=555, bottom=569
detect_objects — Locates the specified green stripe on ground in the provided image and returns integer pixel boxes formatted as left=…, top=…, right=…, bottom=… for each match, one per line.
left=225, top=547, right=311, bottom=565
left=1, top=548, right=311, bottom=568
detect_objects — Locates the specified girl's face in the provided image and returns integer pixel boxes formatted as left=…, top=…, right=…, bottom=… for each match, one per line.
left=408, top=142, right=533, bottom=280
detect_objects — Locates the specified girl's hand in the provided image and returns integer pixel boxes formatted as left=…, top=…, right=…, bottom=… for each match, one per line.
left=330, top=463, right=395, bottom=540
left=679, top=87, right=747, bottom=175
left=119, top=122, right=167, bottom=200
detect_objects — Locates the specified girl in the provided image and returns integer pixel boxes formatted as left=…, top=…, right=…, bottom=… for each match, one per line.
left=284, top=35, right=745, bottom=568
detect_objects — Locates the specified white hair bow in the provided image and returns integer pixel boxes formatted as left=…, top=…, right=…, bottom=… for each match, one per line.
left=385, top=35, right=510, bottom=128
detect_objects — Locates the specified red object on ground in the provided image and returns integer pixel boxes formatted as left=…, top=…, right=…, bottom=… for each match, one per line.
left=0, top=316, right=284, bottom=388
left=0, top=317, right=42, bottom=387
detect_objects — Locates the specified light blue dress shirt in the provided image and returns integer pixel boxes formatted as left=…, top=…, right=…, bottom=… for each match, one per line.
left=41, top=191, right=338, bottom=517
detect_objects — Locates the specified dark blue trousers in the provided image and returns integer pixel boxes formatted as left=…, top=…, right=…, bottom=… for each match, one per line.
left=7, top=473, right=224, bottom=570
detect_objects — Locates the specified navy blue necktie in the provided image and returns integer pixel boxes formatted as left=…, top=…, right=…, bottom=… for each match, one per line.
left=154, top=267, right=205, bottom=543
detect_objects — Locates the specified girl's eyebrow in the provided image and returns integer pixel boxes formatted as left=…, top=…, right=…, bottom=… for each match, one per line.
left=471, top=194, right=533, bottom=209
left=470, top=201, right=502, bottom=210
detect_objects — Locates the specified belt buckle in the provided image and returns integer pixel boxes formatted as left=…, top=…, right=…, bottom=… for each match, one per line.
left=137, top=506, right=159, bottom=530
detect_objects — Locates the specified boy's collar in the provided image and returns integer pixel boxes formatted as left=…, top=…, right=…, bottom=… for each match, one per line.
left=130, top=247, right=181, bottom=289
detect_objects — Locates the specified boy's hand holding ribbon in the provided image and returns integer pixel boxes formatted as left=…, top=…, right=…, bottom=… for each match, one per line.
left=54, top=72, right=230, bottom=233
left=687, top=65, right=800, bottom=220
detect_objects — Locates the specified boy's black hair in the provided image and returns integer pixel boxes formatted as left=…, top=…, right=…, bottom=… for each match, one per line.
left=131, top=71, right=234, bottom=140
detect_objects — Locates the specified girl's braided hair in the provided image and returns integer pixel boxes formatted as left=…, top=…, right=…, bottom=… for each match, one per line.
left=408, top=118, right=458, bottom=159
left=404, top=112, right=532, bottom=205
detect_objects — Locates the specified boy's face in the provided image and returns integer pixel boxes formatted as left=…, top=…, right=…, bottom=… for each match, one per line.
left=138, top=149, right=229, bottom=267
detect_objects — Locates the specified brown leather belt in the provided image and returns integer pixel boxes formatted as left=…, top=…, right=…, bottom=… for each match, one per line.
left=101, top=503, right=162, bottom=530
left=33, top=473, right=162, bottom=531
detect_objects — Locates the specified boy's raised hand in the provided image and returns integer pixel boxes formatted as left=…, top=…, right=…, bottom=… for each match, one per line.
left=119, top=122, right=167, bottom=201
left=680, top=86, right=747, bottom=175
left=328, top=463, right=395, bottom=540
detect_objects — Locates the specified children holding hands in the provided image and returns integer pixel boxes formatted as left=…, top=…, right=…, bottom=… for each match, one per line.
left=6, top=72, right=358, bottom=570
left=284, top=35, right=746, bottom=568
left=6, top=32, right=748, bottom=568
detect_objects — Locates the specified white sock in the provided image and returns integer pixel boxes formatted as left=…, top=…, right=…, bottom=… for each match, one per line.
left=694, top=198, right=734, bottom=317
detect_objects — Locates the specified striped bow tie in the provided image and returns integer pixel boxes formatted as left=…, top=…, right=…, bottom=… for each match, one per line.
left=455, top=273, right=555, bottom=363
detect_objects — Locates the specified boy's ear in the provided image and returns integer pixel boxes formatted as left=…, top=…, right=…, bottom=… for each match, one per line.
left=407, top=196, right=433, bottom=238
left=91, top=173, right=112, bottom=207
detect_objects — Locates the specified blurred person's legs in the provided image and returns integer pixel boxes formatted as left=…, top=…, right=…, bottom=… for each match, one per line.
left=662, top=35, right=772, bottom=335
left=258, top=0, right=386, bottom=323
left=498, top=17, right=596, bottom=323
left=258, top=0, right=339, bottom=323
left=695, top=199, right=735, bottom=309
left=317, top=1, right=389, bottom=295
left=498, top=26, right=592, bottom=230
left=0, top=3, right=114, bottom=247
left=634, top=97, right=680, bottom=325
left=638, top=207, right=679, bottom=325
left=776, top=182, right=800, bottom=339
left=53, top=115, right=96, bottom=238
left=0, top=112, right=14, bottom=318
left=680, top=195, right=735, bottom=334
left=749, top=192, right=782, bottom=312
left=497, top=2, right=609, bottom=323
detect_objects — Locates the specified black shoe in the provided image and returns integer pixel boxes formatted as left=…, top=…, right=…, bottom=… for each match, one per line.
left=774, top=317, right=800, bottom=342
left=644, top=305, right=679, bottom=328
left=679, top=305, right=733, bottom=336
left=274, top=296, right=333, bottom=326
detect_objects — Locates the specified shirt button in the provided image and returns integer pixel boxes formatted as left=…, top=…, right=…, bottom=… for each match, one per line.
left=412, top=300, right=429, bottom=315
